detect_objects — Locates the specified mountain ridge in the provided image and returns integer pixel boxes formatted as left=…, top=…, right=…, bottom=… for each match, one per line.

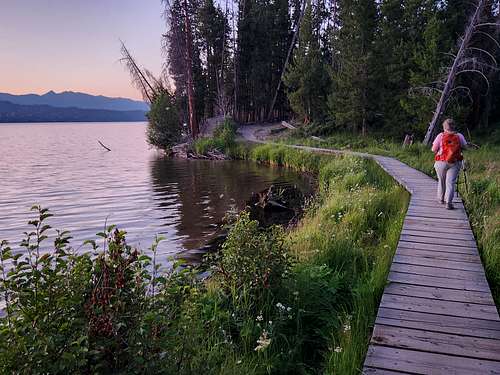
left=0, top=100, right=147, bottom=123
left=0, top=91, right=149, bottom=112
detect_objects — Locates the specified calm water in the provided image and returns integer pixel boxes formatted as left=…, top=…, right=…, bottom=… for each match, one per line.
left=0, top=122, right=309, bottom=262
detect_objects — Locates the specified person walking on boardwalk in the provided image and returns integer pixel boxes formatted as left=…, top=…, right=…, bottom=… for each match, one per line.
left=431, top=118, right=468, bottom=210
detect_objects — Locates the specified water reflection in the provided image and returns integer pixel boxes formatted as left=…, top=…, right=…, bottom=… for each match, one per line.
left=149, top=157, right=312, bottom=254
left=0, top=122, right=310, bottom=263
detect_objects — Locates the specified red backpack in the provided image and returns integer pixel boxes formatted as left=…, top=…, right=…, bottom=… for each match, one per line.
left=437, top=133, right=463, bottom=163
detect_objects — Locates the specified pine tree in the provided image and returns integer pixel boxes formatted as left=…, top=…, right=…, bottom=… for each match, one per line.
left=328, top=0, right=378, bottom=134
left=164, top=0, right=205, bottom=133
left=235, top=0, right=291, bottom=122
left=198, top=0, right=230, bottom=117
left=284, top=0, right=330, bottom=124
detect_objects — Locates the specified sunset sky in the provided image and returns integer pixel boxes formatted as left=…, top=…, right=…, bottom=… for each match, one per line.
left=0, top=0, right=165, bottom=101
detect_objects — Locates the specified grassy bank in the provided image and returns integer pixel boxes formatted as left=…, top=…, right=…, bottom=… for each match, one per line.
left=287, top=131, right=500, bottom=308
left=0, top=144, right=408, bottom=374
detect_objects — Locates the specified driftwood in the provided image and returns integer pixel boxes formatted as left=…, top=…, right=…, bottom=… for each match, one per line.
left=246, top=184, right=306, bottom=227
left=98, top=140, right=111, bottom=152
left=281, top=121, right=297, bottom=130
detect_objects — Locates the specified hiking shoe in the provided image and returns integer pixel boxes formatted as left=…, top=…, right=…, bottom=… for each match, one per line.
left=446, top=203, right=455, bottom=210
left=439, top=199, right=445, bottom=204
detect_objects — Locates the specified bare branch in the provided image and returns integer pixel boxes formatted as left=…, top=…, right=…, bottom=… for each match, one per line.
left=456, top=69, right=491, bottom=93
left=465, top=46, right=498, bottom=66
left=475, top=22, right=500, bottom=28
left=449, top=85, right=474, bottom=102
left=119, top=41, right=155, bottom=103
left=473, top=30, right=500, bottom=49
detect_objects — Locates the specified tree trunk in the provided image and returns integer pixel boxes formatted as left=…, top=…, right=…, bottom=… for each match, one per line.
left=183, top=0, right=199, bottom=139
left=267, top=0, right=307, bottom=121
left=423, top=0, right=485, bottom=145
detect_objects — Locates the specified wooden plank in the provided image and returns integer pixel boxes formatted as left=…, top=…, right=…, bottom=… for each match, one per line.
left=384, top=283, right=495, bottom=305
left=390, top=263, right=486, bottom=281
left=409, top=198, right=462, bottom=206
left=396, top=247, right=480, bottom=264
left=376, top=308, right=500, bottom=339
left=364, top=345, right=500, bottom=374
left=399, top=234, right=476, bottom=248
left=388, top=271, right=490, bottom=292
left=406, top=210, right=469, bottom=222
left=380, top=294, right=499, bottom=321
left=405, top=216, right=471, bottom=229
left=401, top=228, right=474, bottom=241
left=398, top=241, right=478, bottom=255
left=362, top=368, right=408, bottom=375
left=393, top=254, right=483, bottom=272
left=402, top=223, right=473, bottom=236
left=407, top=208, right=467, bottom=220
left=407, top=204, right=467, bottom=216
left=371, top=325, right=500, bottom=361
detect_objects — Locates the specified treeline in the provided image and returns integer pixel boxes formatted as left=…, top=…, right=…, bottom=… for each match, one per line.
left=126, top=0, right=499, bottom=147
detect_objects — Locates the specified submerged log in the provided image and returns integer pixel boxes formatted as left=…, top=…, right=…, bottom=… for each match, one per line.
left=246, top=184, right=305, bottom=227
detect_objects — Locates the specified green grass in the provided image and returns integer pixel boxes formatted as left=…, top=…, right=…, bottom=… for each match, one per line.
left=193, top=118, right=239, bottom=155
left=286, top=130, right=500, bottom=309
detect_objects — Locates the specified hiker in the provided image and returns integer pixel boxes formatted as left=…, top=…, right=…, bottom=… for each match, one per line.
left=431, top=118, right=468, bottom=210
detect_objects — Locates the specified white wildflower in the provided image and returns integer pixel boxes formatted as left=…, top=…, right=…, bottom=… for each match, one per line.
left=334, top=346, right=343, bottom=353
left=343, top=324, right=351, bottom=332
left=256, top=314, right=264, bottom=322
left=254, top=330, right=271, bottom=352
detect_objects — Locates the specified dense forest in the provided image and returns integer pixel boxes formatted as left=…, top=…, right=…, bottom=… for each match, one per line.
left=124, top=0, right=499, bottom=146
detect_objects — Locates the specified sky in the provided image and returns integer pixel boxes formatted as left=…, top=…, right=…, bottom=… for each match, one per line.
left=0, top=0, right=165, bottom=100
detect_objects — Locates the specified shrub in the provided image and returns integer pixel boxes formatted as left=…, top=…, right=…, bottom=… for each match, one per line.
left=147, top=92, right=182, bottom=150
left=193, top=118, right=238, bottom=155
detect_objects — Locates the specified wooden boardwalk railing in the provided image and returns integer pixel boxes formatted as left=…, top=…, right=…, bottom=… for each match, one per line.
left=278, top=144, right=500, bottom=374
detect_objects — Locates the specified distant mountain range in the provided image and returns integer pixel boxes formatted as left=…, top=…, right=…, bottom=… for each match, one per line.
left=0, top=101, right=147, bottom=123
left=0, top=91, right=149, bottom=112
left=0, top=91, right=148, bottom=123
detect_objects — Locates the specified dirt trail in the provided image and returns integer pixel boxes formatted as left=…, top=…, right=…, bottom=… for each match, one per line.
left=237, top=123, right=284, bottom=142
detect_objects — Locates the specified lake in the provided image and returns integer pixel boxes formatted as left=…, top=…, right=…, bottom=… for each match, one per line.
left=0, top=122, right=310, bottom=263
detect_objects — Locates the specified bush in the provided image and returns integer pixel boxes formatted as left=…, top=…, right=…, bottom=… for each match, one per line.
left=147, top=92, right=182, bottom=150
left=193, top=118, right=237, bottom=155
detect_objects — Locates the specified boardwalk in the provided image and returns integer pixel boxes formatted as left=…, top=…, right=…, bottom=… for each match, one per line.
left=275, top=142, right=500, bottom=374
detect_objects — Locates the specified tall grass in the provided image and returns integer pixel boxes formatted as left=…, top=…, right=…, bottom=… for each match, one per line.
left=193, top=118, right=238, bottom=155
left=237, top=144, right=409, bottom=373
